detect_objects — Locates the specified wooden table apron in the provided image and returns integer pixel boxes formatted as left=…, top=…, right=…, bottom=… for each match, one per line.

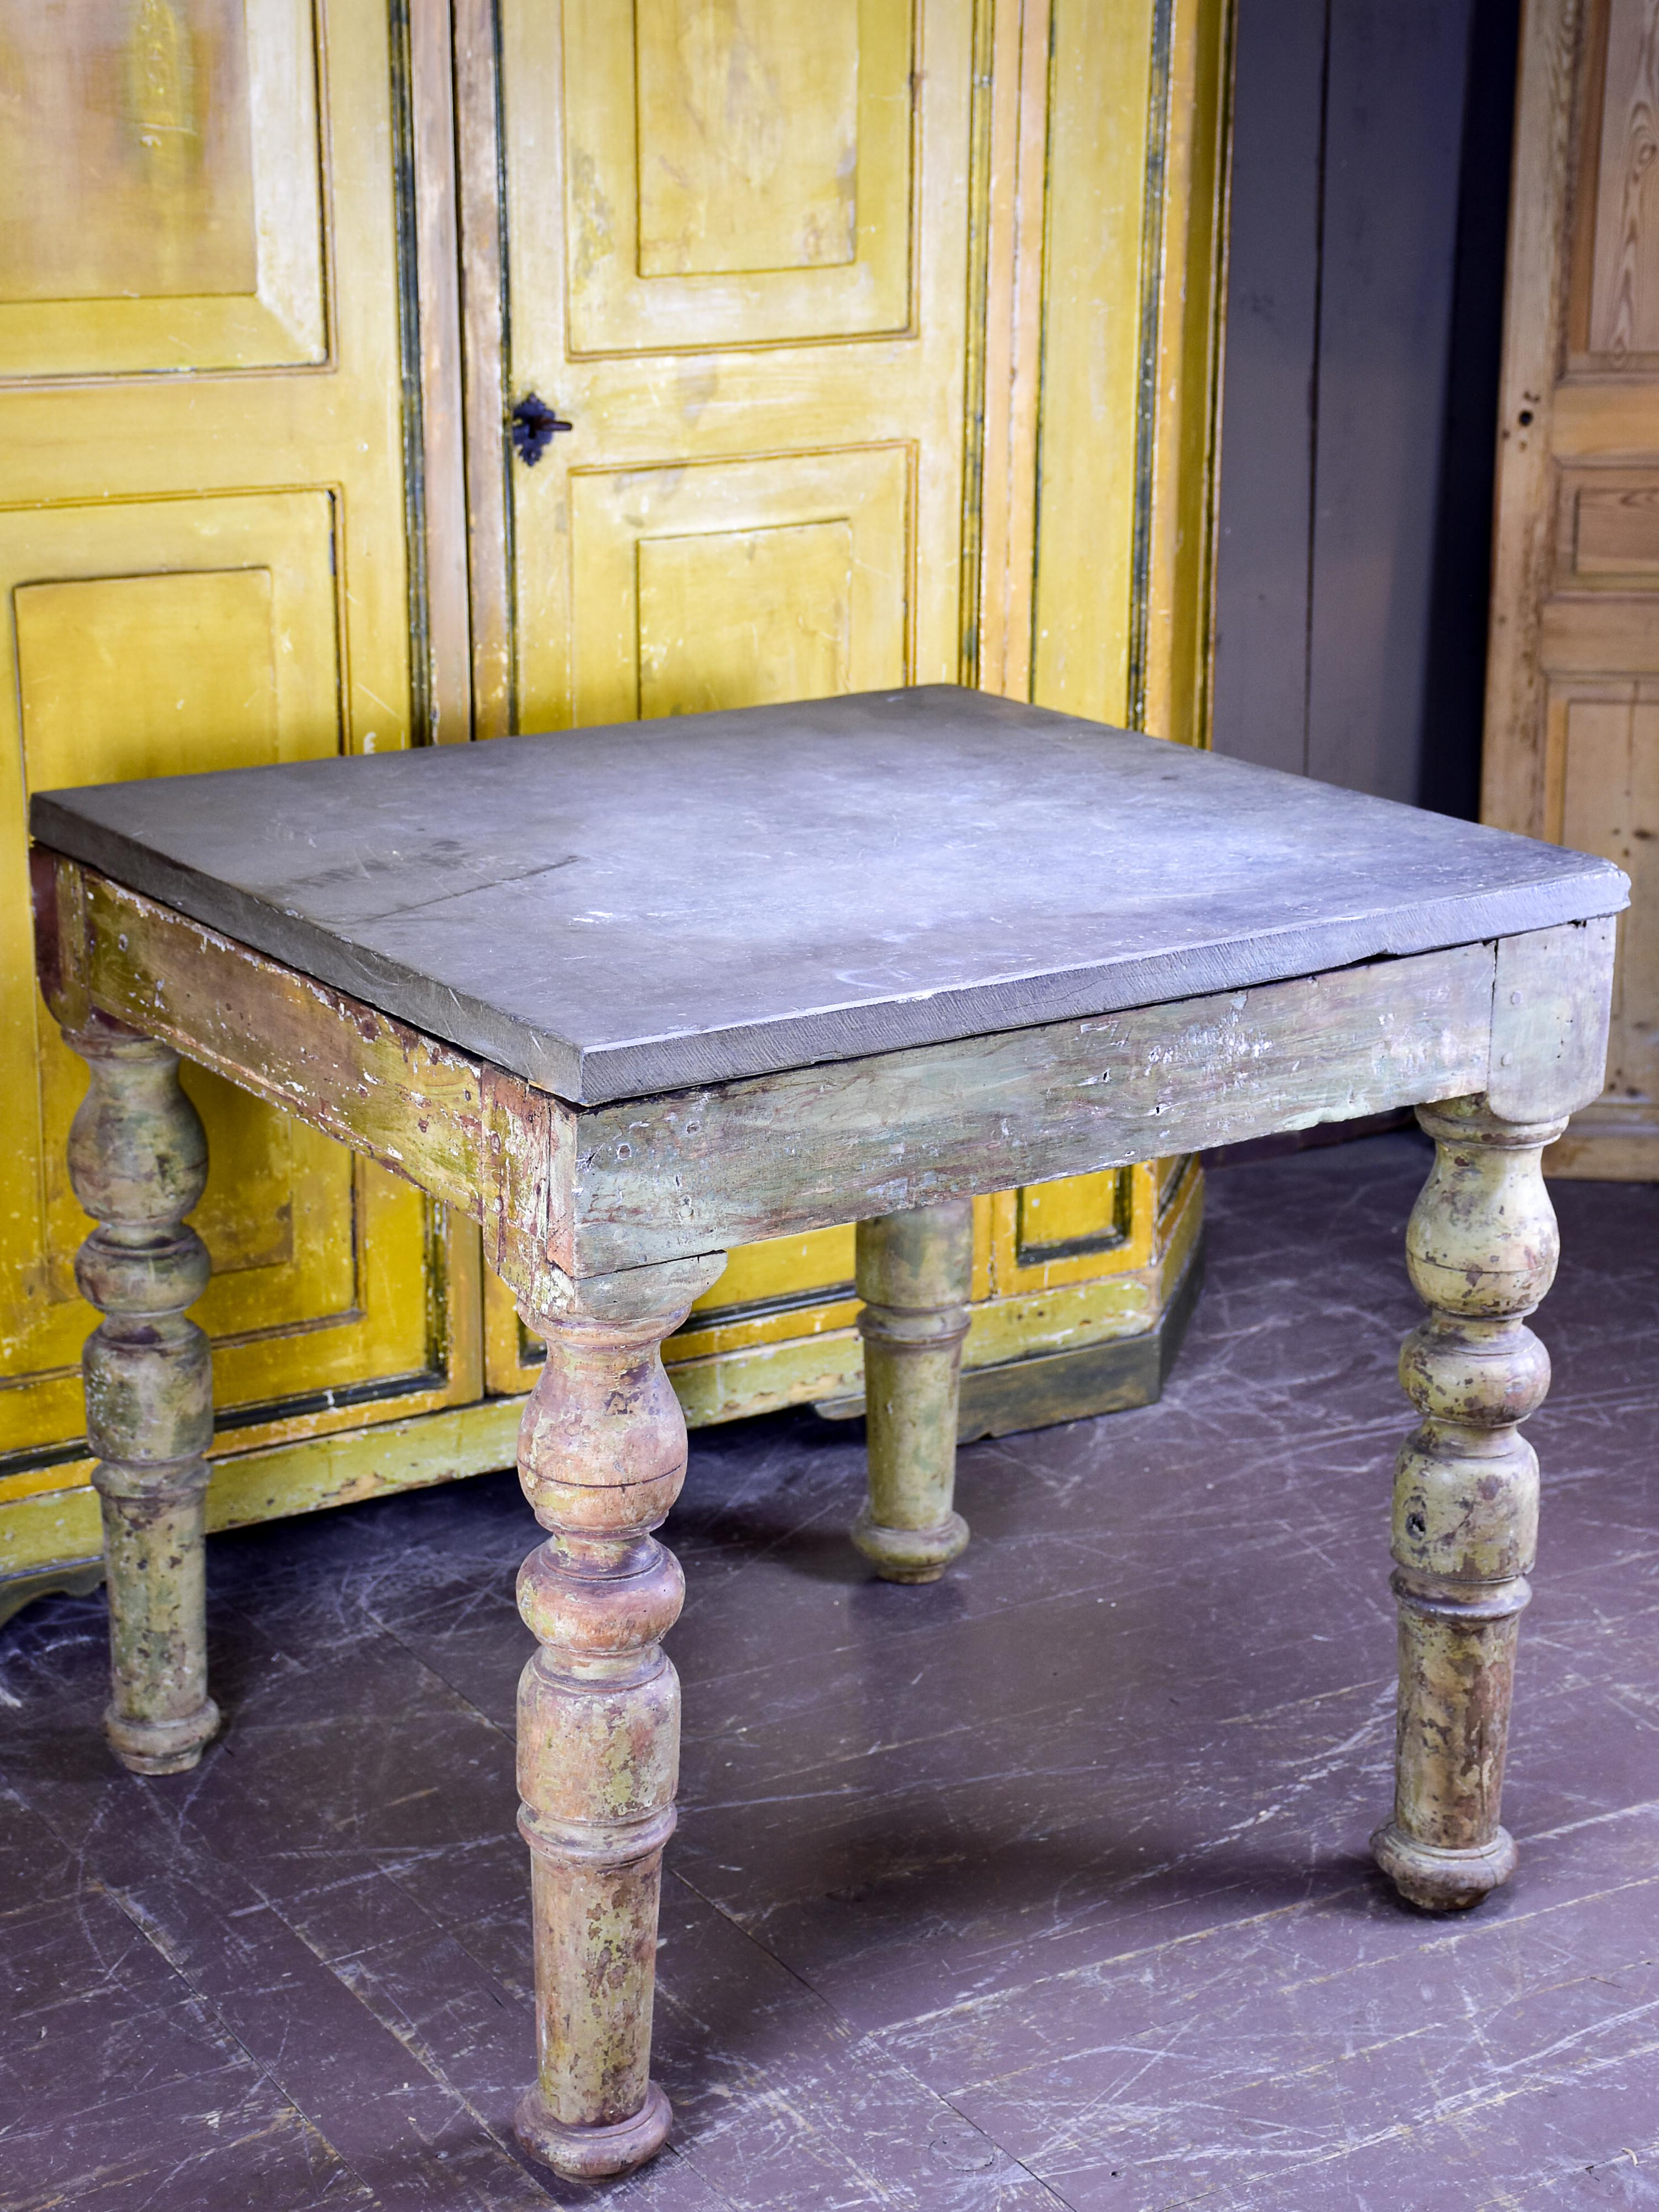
left=34, top=852, right=1620, bottom=2178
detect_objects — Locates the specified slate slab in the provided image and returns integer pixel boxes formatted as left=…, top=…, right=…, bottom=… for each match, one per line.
left=30, top=686, right=1627, bottom=1103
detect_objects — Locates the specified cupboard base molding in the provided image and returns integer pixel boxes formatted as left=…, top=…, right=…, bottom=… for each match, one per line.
left=816, top=1232, right=1206, bottom=1438
left=0, top=1238, right=1207, bottom=1616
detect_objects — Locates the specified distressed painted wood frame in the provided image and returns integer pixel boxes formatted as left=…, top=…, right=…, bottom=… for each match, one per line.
left=36, top=860, right=1615, bottom=1282
left=34, top=847, right=1620, bottom=2179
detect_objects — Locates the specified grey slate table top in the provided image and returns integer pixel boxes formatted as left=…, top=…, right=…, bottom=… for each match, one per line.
left=31, top=686, right=1629, bottom=1105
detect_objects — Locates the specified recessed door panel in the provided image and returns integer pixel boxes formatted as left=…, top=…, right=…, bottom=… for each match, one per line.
left=1546, top=680, right=1659, bottom=1117
left=1585, top=0, right=1659, bottom=362
left=0, top=493, right=430, bottom=1457
left=564, top=0, right=912, bottom=353
left=565, top=445, right=910, bottom=725
left=0, top=0, right=325, bottom=375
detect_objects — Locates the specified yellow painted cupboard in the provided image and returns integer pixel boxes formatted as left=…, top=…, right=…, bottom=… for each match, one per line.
left=0, top=0, right=1233, bottom=1610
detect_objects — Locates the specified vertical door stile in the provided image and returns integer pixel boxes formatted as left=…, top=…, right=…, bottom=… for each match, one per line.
left=453, top=0, right=514, bottom=741
left=408, top=0, right=474, bottom=749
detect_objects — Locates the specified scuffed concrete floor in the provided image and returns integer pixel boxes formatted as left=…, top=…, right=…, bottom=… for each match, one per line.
left=3, top=1132, right=1659, bottom=2211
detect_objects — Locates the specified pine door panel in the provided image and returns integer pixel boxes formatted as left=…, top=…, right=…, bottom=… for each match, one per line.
left=1488, top=0, right=1659, bottom=1172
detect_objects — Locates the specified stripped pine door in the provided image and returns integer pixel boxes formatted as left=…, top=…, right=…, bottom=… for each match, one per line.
left=466, top=0, right=1232, bottom=1425
left=1486, top=0, right=1659, bottom=1175
left=0, top=0, right=478, bottom=1589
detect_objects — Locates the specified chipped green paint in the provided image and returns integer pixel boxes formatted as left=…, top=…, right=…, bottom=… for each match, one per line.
left=511, top=1251, right=724, bottom=2180
left=65, top=1013, right=220, bottom=1776
left=1371, top=1094, right=1566, bottom=1912
left=852, top=1200, right=974, bottom=1582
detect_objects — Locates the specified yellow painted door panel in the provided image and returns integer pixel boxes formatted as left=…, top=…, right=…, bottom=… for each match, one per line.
left=501, top=0, right=971, bottom=733
left=568, top=0, right=912, bottom=346
left=0, top=0, right=474, bottom=1485
left=570, top=446, right=912, bottom=722
left=0, top=0, right=326, bottom=375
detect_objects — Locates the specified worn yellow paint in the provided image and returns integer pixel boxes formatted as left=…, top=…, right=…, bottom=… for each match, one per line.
left=568, top=447, right=911, bottom=727
left=0, top=0, right=325, bottom=376
left=0, top=2, right=474, bottom=1474
left=502, top=0, right=968, bottom=732
left=992, top=1163, right=1157, bottom=1293
left=560, top=0, right=915, bottom=350
left=1033, top=0, right=1230, bottom=740
left=633, top=0, right=863, bottom=278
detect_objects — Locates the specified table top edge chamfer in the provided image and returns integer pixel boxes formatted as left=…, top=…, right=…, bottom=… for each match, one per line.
left=29, top=687, right=1630, bottom=1107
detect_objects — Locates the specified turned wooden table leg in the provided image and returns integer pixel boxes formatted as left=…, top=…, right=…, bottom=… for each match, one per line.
left=64, top=1014, right=219, bottom=1776
left=853, top=1199, right=973, bottom=1583
left=1371, top=1094, right=1567, bottom=1911
left=512, top=1251, right=724, bottom=2183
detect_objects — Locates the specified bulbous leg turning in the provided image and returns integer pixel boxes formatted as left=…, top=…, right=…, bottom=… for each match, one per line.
left=1372, top=1095, right=1566, bottom=1911
left=65, top=1015, right=219, bottom=1776
left=512, top=1253, right=723, bottom=2183
left=852, top=1200, right=973, bottom=1583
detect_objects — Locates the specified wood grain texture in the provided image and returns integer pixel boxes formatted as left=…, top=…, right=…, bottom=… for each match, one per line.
left=1489, top=915, right=1617, bottom=1118
left=409, top=0, right=472, bottom=747
left=452, top=0, right=512, bottom=741
left=1485, top=0, right=1659, bottom=1178
left=75, top=869, right=489, bottom=1225
left=1483, top=0, right=1584, bottom=814
left=976, top=0, right=1051, bottom=701
left=1587, top=0, right=1659, bottom=356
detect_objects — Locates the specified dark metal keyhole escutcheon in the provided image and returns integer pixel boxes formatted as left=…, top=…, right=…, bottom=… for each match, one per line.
left=510, top=393, right=573, bottom=466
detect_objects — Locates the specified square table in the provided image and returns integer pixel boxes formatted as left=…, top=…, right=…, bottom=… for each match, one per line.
left=29, top=686, right=1627, bottom=2180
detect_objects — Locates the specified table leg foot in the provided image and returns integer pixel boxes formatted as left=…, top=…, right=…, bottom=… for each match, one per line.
left=515, top=2080, right=673, bottom=2182
left=854, top=1201, right=973, bottom=1584
left=65, top=1015, right=218, bottom=1777
left=1370, top=1820, right=1516, bottom=1912
left=1374, top=1095, right=1564, bottom=1913
left=512, top=1252, right=724, bottom=2184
